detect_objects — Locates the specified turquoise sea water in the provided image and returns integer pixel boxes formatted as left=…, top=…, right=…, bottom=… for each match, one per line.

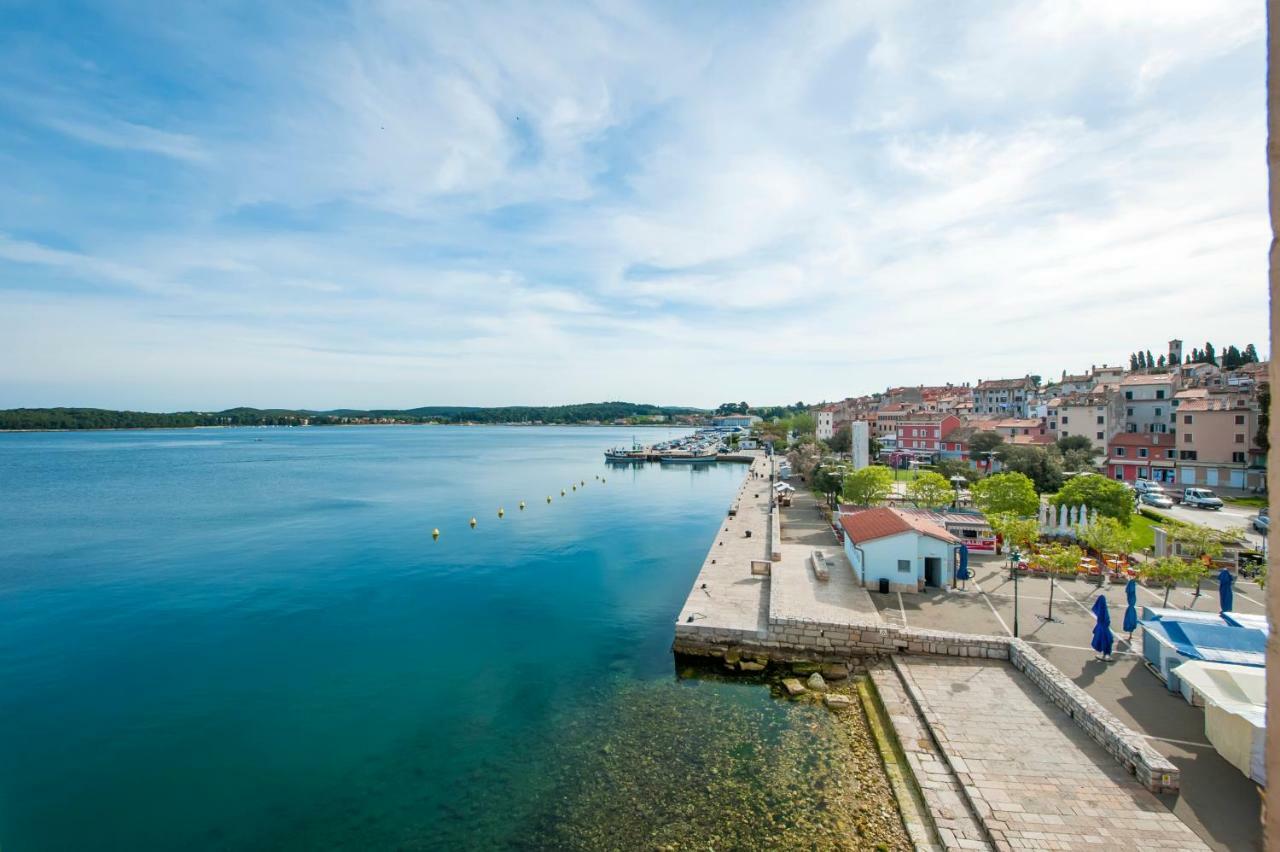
left=0, top=426, right=891, bottom=851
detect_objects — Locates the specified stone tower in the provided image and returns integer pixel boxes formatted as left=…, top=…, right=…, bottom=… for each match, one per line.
left=1168, top=339, right=1183, bottom=367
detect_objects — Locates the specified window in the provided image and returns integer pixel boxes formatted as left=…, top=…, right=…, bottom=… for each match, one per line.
left=1048, top=421, right=1057, bottom=430
left=1115, top=447, right=1126, bottom=457
left=1236, top=415, right=1245, bottom=425
left=1235, top=434, right=1245, bottom=443
left=897, top=559, right=912, bottom=574
left=1183, top=432, right=1193, bottom=443
left=1154, top=408, right=1161, bottom=416
left=1126, top=424, right=1137, bottom=433
left=1096, top=431, right=1104, bottom=440
left=1096, top=415, right=1104, bottom=425
left=1166, top=450, right=1175, bottom=459
left=1061, top=416, right=1069, bottom=424
left=1126, top=407, right=1134, bottom=416
left=1138, top=448, right=1148, bottom=458
left=1180, top=450, right=1198, bottom=460
left=1232, top=452, right=1246, bottom=463
left=1183, top=414, right=1193, bottom=424
left=1156, top=390, right=1165, bottom=399
left=1125, top=390, right=1133, bottom=400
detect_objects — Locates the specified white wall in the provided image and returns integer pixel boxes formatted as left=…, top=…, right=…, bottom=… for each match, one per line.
left=843, top=529, right=954, bottom=593
left=851, top=421, right=869, bottom=470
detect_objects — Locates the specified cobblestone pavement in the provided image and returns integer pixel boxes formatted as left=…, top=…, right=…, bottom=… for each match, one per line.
left=897, top=657, right=1209, bottom=851
left=868, top=553, right=1262, bottom=851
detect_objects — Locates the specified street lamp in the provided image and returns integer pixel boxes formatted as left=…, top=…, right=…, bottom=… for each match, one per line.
left=1008, top=548, right=1021, bottom=638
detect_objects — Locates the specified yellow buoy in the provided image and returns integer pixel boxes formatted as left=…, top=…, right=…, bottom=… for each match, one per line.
left=432, top=528, right=440, bottom=540
left=547, top=496, right=552, bottom=503
left=519, top=501, right=526, bottom=510
left=469, top=517, right=477, bottom=528
left=572, top=485, right=577, bottom=491
left=498, top=508, right=505, bottom=518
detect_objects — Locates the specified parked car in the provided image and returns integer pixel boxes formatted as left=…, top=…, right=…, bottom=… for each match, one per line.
left=1253, top=508, right=1269, bottom=534
left=1134, top=480, right=1166, bottom=494
left=1140, top=491, right=1174, bottom=509
left=1182, top=488, right=1224, bottom=510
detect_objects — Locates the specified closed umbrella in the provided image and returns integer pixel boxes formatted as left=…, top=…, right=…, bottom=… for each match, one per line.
left=1090, top=595, right=1114, bottom=661
left=956, top=544, right=972, bottom=588
left=1218, top=569, right=1234, bottom=614
left=1122, top=579, right=1138, bottom=636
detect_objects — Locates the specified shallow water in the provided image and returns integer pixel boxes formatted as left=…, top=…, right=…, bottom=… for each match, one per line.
left=0, top=426, right=903, bottom=850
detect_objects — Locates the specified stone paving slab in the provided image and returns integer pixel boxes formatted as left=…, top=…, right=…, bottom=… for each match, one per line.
left=868, top=666, right=991, bottom=851
left=895, top=657, right=1208, bottom=851
left=675, top=454, right=773, bottom=635
left=770, top=540, right=882, bottom=627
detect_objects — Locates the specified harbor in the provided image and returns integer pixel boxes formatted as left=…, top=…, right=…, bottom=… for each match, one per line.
left=605, top=427, right=756, bottom=464
left=670, top=455, right=1210, bottom=851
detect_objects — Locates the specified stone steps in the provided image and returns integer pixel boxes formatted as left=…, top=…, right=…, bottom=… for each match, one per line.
left=866, top=665, right=994, bottom=851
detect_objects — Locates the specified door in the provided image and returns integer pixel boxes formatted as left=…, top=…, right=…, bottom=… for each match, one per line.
left=1206, top=469, right=1219, bottom=487
left=1230, top=470, right=1245, bottom=488
left=1181, top=467, right=1196, bottom=485
left=924, top=556, right=942, bottom=588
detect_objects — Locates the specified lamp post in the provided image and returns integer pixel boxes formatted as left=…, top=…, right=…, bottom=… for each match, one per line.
left=1009, top=548, right=1021, bottom=637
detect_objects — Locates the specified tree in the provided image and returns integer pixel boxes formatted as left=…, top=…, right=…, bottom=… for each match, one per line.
left=842, top=466, right=894, bottom=506
left=988, top=512, right=1040, bottom=555
left=968, top=430, right=1005, bottom=458
left=998, top=444, right=1064, bottom=493
left=1204, top=341, right=1216, bottom=365
left=971, top=472, right=1039, bottom=516
left=1222, top=345, right=1242, bottom=370
left=1056, top=435, right=1097, bottom=455
left=1038, top=542, right=1084, bottom=574
left=1052, top=475, right=1132, bottom=524
left=1142, top=556, right=1205, bottom=607
left=829, top=424, right=852, bottom=454
left=1244, top=343, right=1259, bottom=363
left=1145, top=349, right=1154, bottom=370
left=907, top=471, right=955, bottom=510
left=788, top=412, right=816, bottom=436
left=1171, top=524, right=1228, bottom=565
left=1157, top=354, right=1166, bottom=368
left=1137, top=350, right=1147, bottom=369
left=1129, top=352, right=1139, bottom=370
left=931, top=458, right=978, bottom=485
left=868, top=434, right=882, bottom=458
left=1077, top=516, right=1136, bottom=559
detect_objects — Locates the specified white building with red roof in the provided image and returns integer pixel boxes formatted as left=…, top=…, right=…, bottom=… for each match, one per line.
left=838, top=507, right=961, bottom=593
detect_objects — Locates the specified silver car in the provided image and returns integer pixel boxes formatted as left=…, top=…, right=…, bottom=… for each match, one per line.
left=1254, top=508, right=1270, bottom=534
left=1140, top=491, right=1174, bottom=509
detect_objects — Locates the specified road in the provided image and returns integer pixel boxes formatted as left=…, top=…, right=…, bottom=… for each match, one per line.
left=1147, top=499, right=1266, bottom=549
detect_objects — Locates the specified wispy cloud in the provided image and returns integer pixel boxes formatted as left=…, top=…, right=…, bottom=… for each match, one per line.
left=0, top=0, right=1267, bottom=409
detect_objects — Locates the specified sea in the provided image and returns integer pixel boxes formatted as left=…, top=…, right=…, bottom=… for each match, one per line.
left=0, top=426, right=889, bottom=851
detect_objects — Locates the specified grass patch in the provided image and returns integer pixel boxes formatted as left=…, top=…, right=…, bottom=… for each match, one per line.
left=1224, top=495, right=1268, bottom=509
left=1127, top=514, right=1161, bottom=551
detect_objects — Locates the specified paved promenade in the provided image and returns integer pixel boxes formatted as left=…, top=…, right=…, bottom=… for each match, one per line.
left=896, top=657, right=1208, bottom=851
left=674, top=454, right=774, bottom=636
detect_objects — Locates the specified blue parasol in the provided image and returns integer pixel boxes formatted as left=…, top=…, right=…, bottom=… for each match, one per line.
left=1090, top=595, right=1114, bottom=659
left=956, top=544, right=972, bottom=581
left=1218, top=569, right=1234, bottom=614
left=1122, top=579, right=1138, bottom=634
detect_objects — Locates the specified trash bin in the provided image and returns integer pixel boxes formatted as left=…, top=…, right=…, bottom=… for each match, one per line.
left=878, top=578, right=889, bottom=594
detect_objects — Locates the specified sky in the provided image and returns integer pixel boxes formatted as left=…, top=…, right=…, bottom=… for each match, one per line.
left=0, top=0, right=1269, bottom=411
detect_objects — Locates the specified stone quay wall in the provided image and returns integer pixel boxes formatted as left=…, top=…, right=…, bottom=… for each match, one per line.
left=673, top=617, right=1181, bottom=793
left=1009, top=640, right=1181, bottom=794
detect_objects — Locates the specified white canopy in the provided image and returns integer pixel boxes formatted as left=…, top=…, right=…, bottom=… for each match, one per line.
left=1175, top=660, right=1266, bottom=785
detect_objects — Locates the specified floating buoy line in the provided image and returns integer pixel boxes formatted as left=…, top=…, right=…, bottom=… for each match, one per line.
left=431, top=469, right=617, bottom=540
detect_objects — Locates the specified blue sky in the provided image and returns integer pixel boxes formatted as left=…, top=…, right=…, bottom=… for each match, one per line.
left=0, top=1, right=1268, bottom=410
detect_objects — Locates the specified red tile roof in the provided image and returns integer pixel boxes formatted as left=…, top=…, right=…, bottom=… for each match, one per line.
left=1108, top=432, right=1176, bottom=448
left=840, top=507, right=959, bottom=545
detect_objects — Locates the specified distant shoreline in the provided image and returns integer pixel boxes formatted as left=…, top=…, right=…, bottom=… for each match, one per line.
left=0, top=422, right=696, bottom=434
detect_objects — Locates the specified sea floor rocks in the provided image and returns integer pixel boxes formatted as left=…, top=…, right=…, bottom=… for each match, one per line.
left=781, top=678, right=806, bottom=696
left=806, top=672, right=829, bottom=692
left=739, top=661, right=766, bottom=672
left=824, top=694, right=853, bottom=709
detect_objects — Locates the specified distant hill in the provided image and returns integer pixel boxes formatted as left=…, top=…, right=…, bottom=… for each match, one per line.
left=0, top=402, right=708, bottom=431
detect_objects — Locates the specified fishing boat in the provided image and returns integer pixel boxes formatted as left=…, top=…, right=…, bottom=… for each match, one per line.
left=604, top=438, right=649, bottom=463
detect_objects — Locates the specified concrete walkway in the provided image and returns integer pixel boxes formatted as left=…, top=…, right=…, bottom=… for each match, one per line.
left=674, top=454, right=773, bottom=636
left=895, top=657, right=1208, bottom=851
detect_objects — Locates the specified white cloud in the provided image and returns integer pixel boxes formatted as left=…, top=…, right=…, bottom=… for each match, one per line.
left=0, top=0, right=1268, bottom=408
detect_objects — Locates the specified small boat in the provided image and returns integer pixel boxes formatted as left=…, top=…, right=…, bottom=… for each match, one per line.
left=659, top=452, right=718, bottom=464
left=604, top=448, right=647, bottom=463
